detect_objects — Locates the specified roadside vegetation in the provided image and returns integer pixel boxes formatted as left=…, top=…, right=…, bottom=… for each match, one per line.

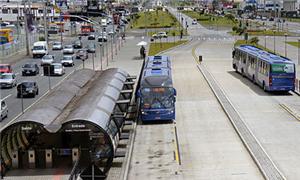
left=147, top=29, right=187, bottom=37
left=286, top=41, right=300, bottom=48
left=148, top=40, right=188, bottom=56
left=182, top=10, right=238, bottom=28
left=131, top=9, right=181, bottom=29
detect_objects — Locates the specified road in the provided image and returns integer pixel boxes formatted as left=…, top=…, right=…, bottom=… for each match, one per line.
left=0, top=23, right=123, bottom=131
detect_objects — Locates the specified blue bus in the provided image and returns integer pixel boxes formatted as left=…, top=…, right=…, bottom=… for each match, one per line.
left=233, top=45, right=295, bottom=92
left=137, top=56, right=176, bottom=121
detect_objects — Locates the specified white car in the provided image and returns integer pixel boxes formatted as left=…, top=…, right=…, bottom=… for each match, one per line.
left=41, top=55, right=55, bottom=66
left=63, top=45, right=75, bottom=54
left=0, top=73, right=17, bottom=88
left=158, top=32, right=167, bottom=38
left=61, top=55, right=74, bottom=67
left=0, top=100, right=8, bottom=121
left=52, top=63, right=65, bottom=76
left=52, top=41, right=62, bottom=50
left=192, top=19, right=197, bottom=25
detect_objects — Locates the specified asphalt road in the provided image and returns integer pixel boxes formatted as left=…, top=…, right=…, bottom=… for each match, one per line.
left=0, top=23, right=122, bottom=130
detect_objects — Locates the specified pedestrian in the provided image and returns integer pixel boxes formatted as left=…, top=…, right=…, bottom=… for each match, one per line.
left=140, top=46, right=146, bottom=59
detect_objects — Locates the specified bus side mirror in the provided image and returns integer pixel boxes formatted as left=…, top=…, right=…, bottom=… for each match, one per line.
left=173, top=88, right=177, bottom=96
left=232, top=50, right=235, bottom=58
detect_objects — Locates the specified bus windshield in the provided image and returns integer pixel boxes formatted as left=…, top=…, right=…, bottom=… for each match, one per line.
left=271, top=64, right=294, bottom=74
left=141, top=87, right=175, bottom=109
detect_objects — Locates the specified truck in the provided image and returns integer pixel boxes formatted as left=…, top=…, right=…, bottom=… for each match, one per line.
left=32, top=41, right=48, bottom=58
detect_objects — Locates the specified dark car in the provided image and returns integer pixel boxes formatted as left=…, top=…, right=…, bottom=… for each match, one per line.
left=76, top=49, right=88, bottom=59
left=88, top=34, right=96, bottom=40
left=22, top=62, right=39, bottom=76
left=87, top=43, right=96, bottom=53
left=17, top=81, right=39, bottom=98
left=73, top=40, right=82, bottom=49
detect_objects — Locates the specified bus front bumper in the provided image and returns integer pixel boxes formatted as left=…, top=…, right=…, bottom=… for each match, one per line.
left=140, top=109, right=175, bottom=121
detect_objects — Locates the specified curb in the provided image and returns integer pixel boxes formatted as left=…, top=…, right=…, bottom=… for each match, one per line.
left=156, top=37, right=193, bottom=55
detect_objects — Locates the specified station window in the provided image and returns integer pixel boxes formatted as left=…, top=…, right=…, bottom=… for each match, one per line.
left=12, top=9, right=18, bottom=14
left=2, top=9, right=8, bottom=14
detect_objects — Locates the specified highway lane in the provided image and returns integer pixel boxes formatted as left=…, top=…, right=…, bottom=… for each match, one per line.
left=0, top=29, right=120, bottom=129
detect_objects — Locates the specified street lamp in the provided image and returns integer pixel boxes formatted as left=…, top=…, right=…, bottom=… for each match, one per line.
left=298, top=39, right=300, bottom=65
left=284, top=33, right=288, bottom=57
left=273, top=30, right=276, bottom=53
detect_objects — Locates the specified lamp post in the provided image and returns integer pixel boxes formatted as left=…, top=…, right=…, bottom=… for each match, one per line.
left=284, top=33, right=287, bottom=57
left=298, top=39, right=300, bottom=65
left=264, top=28, right=267, bottom=48
left=273, top=30, right=276, bottom=53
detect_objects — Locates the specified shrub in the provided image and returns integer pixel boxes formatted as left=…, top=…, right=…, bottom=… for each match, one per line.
left=39, top=36, right=45, bottom=41
left=249, top=37, right=259, bottom=44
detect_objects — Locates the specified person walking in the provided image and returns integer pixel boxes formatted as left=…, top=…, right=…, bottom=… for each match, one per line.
left=140, top=45, right=146, bottom=60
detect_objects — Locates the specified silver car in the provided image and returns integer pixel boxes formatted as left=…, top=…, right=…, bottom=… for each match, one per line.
left=61, top=55, right=74, bottom=66
left=41, top=55, right=55, bottom=66
left=52, top=63, right=65, bottom=76
left=0, top=73, right=17, bottom=88
left=0, top=100, right=8, bottom=121
left=52, top=41, right=62, bottom=50
left=63, top=45, right=74, bottom=54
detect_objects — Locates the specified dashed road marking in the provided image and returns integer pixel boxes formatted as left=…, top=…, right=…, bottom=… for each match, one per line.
left=1, top=94, right=11, bottom=101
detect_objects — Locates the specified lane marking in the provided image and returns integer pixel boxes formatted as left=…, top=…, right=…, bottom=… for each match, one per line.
left=279, top=103, right=300, bottom=121
left=173, top=122, right=181, bottom=165
left=1, top=94, right=11, bottom=101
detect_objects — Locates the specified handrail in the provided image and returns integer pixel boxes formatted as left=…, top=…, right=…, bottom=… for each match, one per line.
left=68, top=149, right=81, bottom=180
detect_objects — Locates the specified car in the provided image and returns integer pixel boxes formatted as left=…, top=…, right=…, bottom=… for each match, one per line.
left=0, top=64, right=12, bottom=74
left=88, top=34, right=96, bottom=40
left=63, top=45, right=74, bottom=54
left=41, top=55, right=55, bottom=66
left=52, top=63, right=65, bottom=76
left=17, top=81, right=39, bottom=98
left=0, top=100, right=8, bottom=121
left=269, top=17, right=274, bottom=21
left=98, top=35, right=108, bottom=42
left=192, top=19, right=197, bottom=25
left=61, top=55, right=75, bottom=66
left=73, top=40, right=83, bottom=49
left=152, top=33, right=158, bottom=39
left=0, top=73, right=17, bottom=88
left=87, top=43, right=96, bottom=53
left=76, top=49, right=89, bottom=59
left=157, top=31, right=168, bottom=38
left=22, top=62, right=39, bottom=76
left=262, top=16, right=267, bottom=21
left=108, top=29, right=115, bottom=36
left=52, top=41, right=62, bottom=50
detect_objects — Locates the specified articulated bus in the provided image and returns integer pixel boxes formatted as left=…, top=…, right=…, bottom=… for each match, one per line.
left=232, top=45, right=295, bottom=92
left=137, top=55, right=176, bottom=122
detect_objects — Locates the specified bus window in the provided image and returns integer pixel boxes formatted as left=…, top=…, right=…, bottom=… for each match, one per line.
left=271, top=64, right=294, bottom=73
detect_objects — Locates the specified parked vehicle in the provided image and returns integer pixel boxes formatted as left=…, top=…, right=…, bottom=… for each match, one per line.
left=0, top=64, right=12, bottom=74
left=52, top=63, right=65, bottom=76
left=0, top=73, right=17, bottom=88
left=0, top=99, right=8, bottom=121
left=17, top=81, right=39, bottom=98
left=73, top=40, right=83, bottom=49
left=52, top=41, right=63, bottom=50
left=192, top=19, right=197, bottom=25
left=76, top=49, right=89, bottom=59
left=61, top=55, right=75, bottom=66
left=41, top=55, right=55, bottom=66
left=22, top=62, right=39, bottom=76
left=32, top=41, right=48, bottom=58
left=63, top=45, right=74, bottom=54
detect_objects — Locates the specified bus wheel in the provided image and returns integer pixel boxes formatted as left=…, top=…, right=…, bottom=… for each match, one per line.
left=252, top=75, right=256, bottom=84
left=263, top=82, right=267, bottom=92
left=241, top=69, right=245, bottom=77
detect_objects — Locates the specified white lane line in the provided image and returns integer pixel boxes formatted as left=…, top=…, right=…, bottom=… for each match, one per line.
left=0, top=69, right=76, bottom=132
left=1, top=94, right=12, bottom=101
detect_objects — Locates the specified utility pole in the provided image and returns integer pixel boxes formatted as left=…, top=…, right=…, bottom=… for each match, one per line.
left=44, top=2, right=48, bottom=43
left=24, top=0, right=30, bottom=55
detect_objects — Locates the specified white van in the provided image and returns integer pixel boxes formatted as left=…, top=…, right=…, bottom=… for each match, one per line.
left=0, top=99, right=8, bottom=121
left=32, top=41, right=48, bottom=58
left=101, top=18, right=107, bottom=27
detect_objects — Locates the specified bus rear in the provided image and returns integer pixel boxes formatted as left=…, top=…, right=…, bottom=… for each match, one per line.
left=269, top=63, right=295, bottom=91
